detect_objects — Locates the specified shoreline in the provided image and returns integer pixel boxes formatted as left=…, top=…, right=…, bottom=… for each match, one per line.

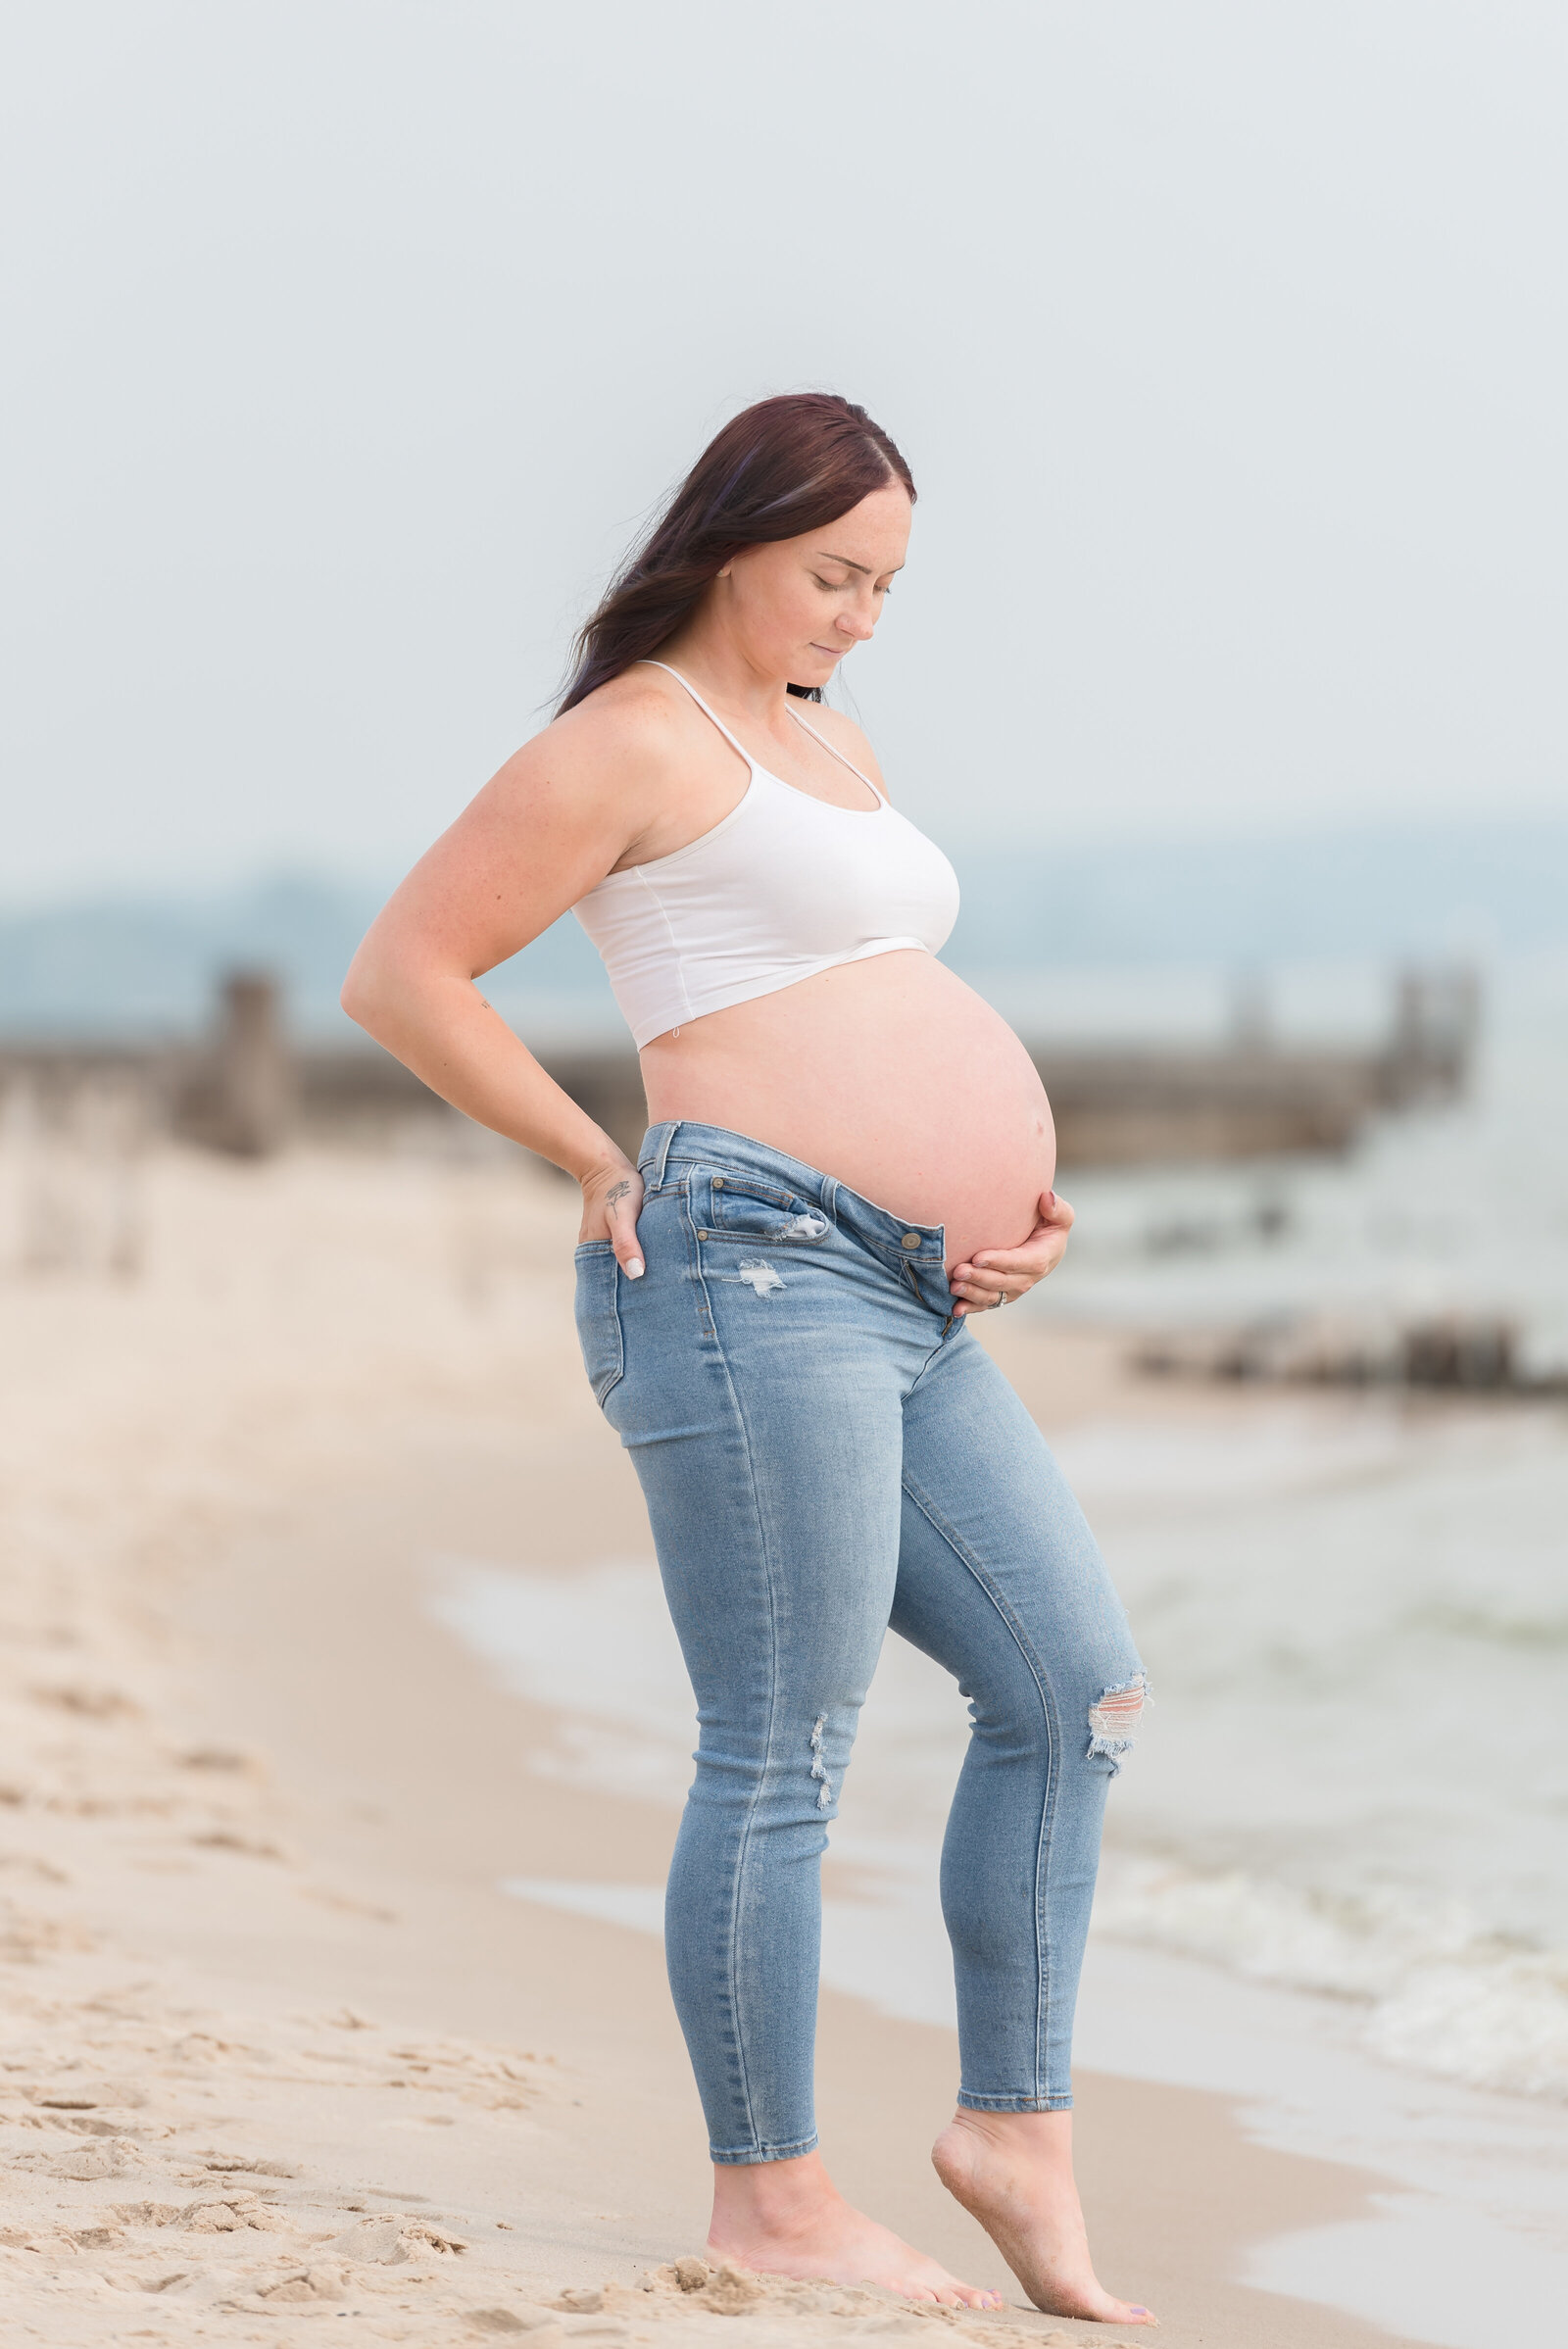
left=192, top=1410, right=1425, bottom=2348
left=0, top=1145, right=1450, bottom=2340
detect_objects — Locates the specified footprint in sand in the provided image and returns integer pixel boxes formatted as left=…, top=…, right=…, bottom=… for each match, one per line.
left=38, top=2137, right=132, bottom=2179
left=257, top=2265, right=347, bottom=2303
left=25, top=2076, right=148, bottom=2112
left=27, top=1683, right=142, bottom=1720
left=467, top=2313, right=562, bottom=2339
left=327, top=2212, right=469, bottom=2264
left=190, top=1829, right=295, bottom=1861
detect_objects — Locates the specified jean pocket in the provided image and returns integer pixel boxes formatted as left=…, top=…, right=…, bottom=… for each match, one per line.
left=707, top=1175, right=830, bottom=1246
left=572, top=1243, right=624, bottom=1404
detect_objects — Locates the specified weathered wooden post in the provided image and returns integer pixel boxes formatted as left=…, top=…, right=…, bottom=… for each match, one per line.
left=1229, top=966, right=1271, bottom=1052
left=1387, top=962, right=1481, bottom=1105
left=194, top=970, right=297, bottom=1157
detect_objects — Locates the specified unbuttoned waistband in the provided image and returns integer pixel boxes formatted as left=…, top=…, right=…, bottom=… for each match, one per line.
left=636, top=1120, right=949, bottom=1279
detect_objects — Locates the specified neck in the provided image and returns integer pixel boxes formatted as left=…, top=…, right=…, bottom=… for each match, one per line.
left=654, top=615, right=798, bottom=722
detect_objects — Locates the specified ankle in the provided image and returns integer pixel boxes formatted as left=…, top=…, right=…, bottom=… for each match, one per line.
left=710, top=2152, right=841, bottom=2241
left=943, top=2108, right=1075, bottom=2169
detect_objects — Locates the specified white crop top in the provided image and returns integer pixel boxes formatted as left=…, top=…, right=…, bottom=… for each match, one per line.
left=572, top=662, right=960, bottom=1049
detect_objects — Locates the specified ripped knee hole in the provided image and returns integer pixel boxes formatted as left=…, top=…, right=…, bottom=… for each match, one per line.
left=1087, top=1672, right=1150, bottom=1764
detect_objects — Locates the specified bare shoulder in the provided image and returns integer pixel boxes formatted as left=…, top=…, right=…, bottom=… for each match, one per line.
left=472, top=668, right=701, bottom=870
left=519, top=664, right=696, bottom=791
left=797, top=700, right=890, bottom=794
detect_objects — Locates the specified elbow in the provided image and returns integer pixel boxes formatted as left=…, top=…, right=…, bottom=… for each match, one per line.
left=340, top=937, right=457, bottom=1052
left=340, top=945, right=393, bottom=1040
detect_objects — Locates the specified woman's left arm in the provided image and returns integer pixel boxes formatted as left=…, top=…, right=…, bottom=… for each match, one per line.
left=948, top=1192, right=1075, bottom=1316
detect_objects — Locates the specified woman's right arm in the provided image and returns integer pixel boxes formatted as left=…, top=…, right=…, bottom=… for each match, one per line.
left=340, top=698, right=664, bottom=1272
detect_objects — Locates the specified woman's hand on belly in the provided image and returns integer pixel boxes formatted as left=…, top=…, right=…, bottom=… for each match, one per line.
left=948, top=1191, right=1074, bottom=1317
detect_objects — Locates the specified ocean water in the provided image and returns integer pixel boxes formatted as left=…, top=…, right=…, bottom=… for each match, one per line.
left=425, top=947, right=1568, bottom=2342
left=1023, top=935, right=1568, bottom=1371
left=429, top=1400, right=1568, bottom=2106
left=431, top=1530, right=1568, bottom=2346
left=1021, top=950, right=1568, bottom=2108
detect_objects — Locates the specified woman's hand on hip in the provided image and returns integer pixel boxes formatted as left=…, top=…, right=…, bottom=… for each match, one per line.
left=949, top=1191, right=1074, bottom=1316
left=579, top=1154, right=647, bottom=1277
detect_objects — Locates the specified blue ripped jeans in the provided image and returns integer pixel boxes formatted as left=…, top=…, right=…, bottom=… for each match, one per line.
left=573, top=1121, right=1147, bottom=2166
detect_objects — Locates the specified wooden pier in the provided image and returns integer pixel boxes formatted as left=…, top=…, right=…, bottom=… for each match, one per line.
left=0, top=962, right=1479, bottom=1174
left=1029, top=965, right=1476, bottom=1166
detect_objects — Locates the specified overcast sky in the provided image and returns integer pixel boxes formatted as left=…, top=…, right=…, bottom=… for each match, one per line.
left=4, top=1, right=1565, bottom=903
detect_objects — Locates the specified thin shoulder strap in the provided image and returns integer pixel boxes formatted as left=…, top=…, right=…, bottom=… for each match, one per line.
left=637, top=661, right=754, bottom=771
left=786, top=705, right=885, bottom=805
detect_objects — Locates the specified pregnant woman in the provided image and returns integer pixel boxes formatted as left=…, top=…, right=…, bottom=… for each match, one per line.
left=343, top=394, right=1150, bottom=2325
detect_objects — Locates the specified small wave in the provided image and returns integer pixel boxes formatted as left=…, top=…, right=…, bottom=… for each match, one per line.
left=1092, top=1852, right=1568, bottom=2101
left=1402, top=1598, right=1568, bottom=1648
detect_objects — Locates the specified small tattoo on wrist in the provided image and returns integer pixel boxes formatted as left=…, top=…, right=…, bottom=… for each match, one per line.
left=605, top=1179, right=632, bottom=1205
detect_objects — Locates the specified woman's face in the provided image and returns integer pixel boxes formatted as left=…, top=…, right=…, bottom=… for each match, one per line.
left=717, top=479, right=911, bottom=688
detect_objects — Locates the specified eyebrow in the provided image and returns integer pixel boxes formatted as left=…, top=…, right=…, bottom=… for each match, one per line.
left=818, top=550, right=903, bottom=577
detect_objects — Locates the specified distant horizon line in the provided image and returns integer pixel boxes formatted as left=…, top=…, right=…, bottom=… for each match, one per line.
left=6, top=806, right=1568, bottom=920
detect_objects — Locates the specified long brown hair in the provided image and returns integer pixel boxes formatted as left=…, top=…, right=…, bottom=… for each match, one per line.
left=559, top=393, right=915, bottom=712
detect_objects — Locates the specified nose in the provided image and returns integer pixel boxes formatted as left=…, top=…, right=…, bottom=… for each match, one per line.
left=836, top=602, right=877, bottom=644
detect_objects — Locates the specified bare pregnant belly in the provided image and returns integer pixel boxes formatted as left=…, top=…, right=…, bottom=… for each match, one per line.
left=638, top=950, right=1055, bottom=1271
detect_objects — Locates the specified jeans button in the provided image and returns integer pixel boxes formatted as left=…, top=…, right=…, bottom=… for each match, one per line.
left=901, top=1232, right=922, bottom=1251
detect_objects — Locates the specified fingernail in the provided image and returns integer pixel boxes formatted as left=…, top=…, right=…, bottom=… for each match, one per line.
left=626, top=1258, right=644, bottom=1279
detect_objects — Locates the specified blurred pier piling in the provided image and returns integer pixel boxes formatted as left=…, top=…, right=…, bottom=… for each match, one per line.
left=0, top=959, right=1481, bottom=1181
left=1136, top=1309, right=1563, bottom=1397
left=1036, top=963, right=1478, bottom=1167
left=175, top=971, right=299, bottom=1156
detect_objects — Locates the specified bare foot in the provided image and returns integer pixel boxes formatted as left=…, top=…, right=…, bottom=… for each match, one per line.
left=932, top=2110, right=1155, bottom=2325
left=708, top=2149, right=1004, bottom=2309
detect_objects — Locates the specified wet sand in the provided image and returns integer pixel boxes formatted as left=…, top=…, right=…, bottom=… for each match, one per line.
left=0, top=1143, right=1428, bottom=2344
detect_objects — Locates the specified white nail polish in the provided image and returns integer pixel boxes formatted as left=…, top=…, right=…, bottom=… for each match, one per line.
left=625, top=1258, right=645, bottom=1279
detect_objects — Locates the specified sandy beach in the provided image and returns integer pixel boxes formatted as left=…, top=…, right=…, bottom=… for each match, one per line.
left=0, top=1140, right=1435, bottom=2346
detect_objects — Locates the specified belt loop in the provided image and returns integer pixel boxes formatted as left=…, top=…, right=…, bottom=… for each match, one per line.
left=650, top=1120, right=679, bottom=1190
